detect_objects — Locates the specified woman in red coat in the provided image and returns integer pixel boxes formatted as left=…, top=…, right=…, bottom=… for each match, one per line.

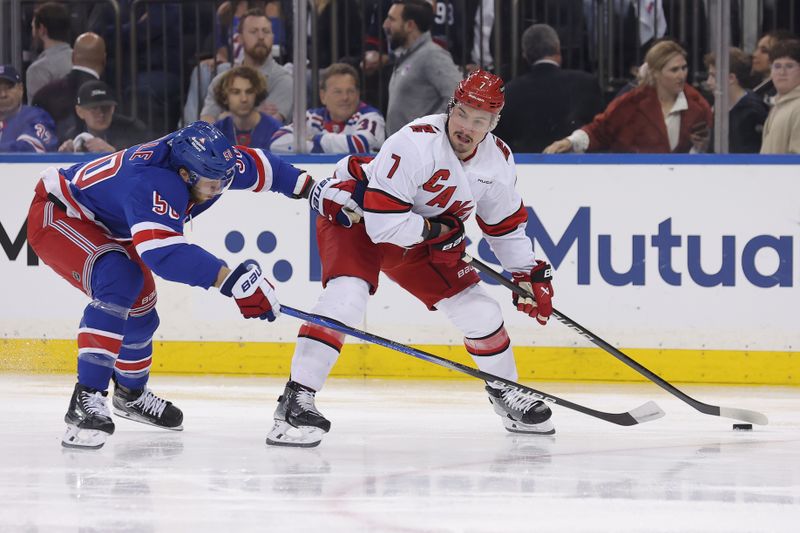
left=544, top=41, right=713, bottom=153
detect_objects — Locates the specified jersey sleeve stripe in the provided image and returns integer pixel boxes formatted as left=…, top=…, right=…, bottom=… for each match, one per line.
left=238, top=146, right=272, bottom=192
left=363, top=188, right=413, bottom=214
left=356, top=134, right=369, bottom=152
left=477, top=201, right=528, bottom=237
left=130, top=221, right=180, bottom=234
left=346, top=155, right=373, bottom=181
left=17, top=134, right=46, bottom=153
left=350, top=135, right=364, bottom=153
left=134, top=235, right=188, bottom=254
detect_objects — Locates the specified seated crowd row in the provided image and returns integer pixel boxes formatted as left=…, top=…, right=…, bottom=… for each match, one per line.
left=1, top=1, right=799, bottom=155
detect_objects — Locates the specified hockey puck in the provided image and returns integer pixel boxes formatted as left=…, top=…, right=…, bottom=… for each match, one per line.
left=732, top=423, right=753, bottom=431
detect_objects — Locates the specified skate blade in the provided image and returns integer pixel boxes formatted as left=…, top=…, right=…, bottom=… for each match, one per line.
left=266, top=420, right=325, bottom=448
left=113, top=408, right=184, bottom=431
left=502, top=417, right=556, bottom=435
left=62, top=425, right=109, bottom=449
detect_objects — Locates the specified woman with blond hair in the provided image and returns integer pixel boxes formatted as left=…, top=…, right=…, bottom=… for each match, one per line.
left=544, top=40, right=712, bottom=153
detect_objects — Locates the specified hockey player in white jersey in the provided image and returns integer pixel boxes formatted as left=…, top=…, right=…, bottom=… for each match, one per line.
left=267, top=70, right=555, bottom=447
left=269, top=63, right=385, bottom=154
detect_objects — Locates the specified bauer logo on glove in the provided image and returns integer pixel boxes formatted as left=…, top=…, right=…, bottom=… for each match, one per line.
left=425, top=214, right=467, bottom=267
left=220, top=260, right=281, bottom=321
left=511, top=260, right=554, bottom=325
left=309, top=176, right=364, bottom=228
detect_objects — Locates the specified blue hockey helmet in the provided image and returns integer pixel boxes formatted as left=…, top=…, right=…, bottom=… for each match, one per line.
left=169, top=121, right=237, bottom=194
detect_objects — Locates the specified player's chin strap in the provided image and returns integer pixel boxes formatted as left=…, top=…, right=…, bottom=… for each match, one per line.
left=279, top=305, right=664, bottom=427
left=462, top=253, right=769, bottom=426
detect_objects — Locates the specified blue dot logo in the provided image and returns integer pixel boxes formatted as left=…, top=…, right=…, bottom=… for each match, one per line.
left=224, top=230, right=293, bottom=282
left=257, top=231, right=277, bottom=253
left=225, top=231, right=245, bottom=253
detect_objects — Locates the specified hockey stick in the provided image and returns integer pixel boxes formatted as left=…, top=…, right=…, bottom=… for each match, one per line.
left=280, top=305, right=664, bottom=427
left=464, top=254, right=769, bottom=426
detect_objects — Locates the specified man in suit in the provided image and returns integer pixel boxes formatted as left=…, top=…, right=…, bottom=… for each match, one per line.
left=493, top=23, right=603, bottom=153
left=33, top=32, right=106, bottom=140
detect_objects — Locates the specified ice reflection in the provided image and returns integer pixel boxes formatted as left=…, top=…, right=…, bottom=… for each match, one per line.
left=1, top=375, right=796, bottom=533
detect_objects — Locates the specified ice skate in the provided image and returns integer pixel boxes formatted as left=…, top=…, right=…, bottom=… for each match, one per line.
left=486, top=382, right=555, bottom=435
left=113, top=384, right=184, bottom=431
left=266, top=381, right=331, bottom=448
left=62, top=383, right=115, bottom=449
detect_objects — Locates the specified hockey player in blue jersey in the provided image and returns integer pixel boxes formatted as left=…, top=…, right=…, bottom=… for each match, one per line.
left=26, top=121, right=362, bottom=449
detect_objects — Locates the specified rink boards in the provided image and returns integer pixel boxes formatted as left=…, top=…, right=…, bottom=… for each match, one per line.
left=1, top=153, right=798, bottom=384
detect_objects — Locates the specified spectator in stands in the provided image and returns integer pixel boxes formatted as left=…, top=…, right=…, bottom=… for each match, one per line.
left=214, top=1, right=283, bottom=66
left=0, top=65, right=57, bottom=152
left=211, top=65, right=281, bottom=148
left=183, top=1, right=273, bottom=125
left=33, top=32, right=106, bottom=141
left=704, top=48, right=769, bottom=154
left=544, top=41, right=712, bottom=154
left=383, top=0, right=463, bottom=135
left=200, top=9, right=293, bottom=124
left=270, top=62, right=385, bottom=153
left=752, top=30, right=796, bottom=106
left=27, top=2, right=73, bottom=104
left=493, top=23, right=603, bottom=153
left=58, top=80, right=149, bottom=153
left=761, top=40, right=800, bottom=154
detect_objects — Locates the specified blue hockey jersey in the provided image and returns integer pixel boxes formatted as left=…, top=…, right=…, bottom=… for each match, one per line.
left=0, top=105, right=57, bottom=152
left=41, top=135, right=309, bottom=289
left=214, top=112, right=283, bottom=149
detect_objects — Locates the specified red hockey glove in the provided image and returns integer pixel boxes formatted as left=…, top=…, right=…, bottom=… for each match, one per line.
left=309, top=176, right=364, bottom=228
left=220, top=260, right=281, bottom=321
left=425, top=214, right=466, bottom=267
left=511, top=260, right=554, bottom=325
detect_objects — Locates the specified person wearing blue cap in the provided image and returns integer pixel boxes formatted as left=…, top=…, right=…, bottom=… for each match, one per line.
left=0, top=64, right=58, bottom=152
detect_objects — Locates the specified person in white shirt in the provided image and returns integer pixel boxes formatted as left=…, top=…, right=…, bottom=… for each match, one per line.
left=266, top=70, right=557, bottom=448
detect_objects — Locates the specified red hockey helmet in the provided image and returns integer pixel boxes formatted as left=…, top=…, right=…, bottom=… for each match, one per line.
left=452, top=69, right=505, bottom=113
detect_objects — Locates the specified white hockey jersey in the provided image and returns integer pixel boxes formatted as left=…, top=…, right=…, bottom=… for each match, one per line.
left=269, top=102, right=385, bottom=154
left=338, top=113, right=536, bottom=273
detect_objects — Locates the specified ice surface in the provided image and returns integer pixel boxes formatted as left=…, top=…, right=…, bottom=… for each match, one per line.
left=0, top=375, right=797, bottom=532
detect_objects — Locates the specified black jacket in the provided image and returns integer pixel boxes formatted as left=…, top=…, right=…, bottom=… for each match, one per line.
left=65, top=113, right=150, bottom=152
left=493, top=62, right=603, bottom=154
left=727, top=91, right=769, bottom=154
